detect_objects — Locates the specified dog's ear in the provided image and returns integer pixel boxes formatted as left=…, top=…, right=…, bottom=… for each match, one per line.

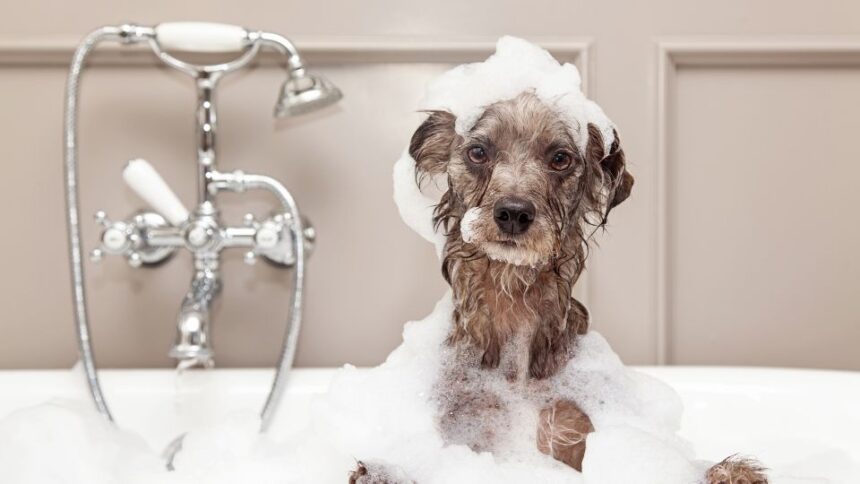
left=586, top=124, right=634, bottom=219
left=409, top=110, right=456, bottom=179
left=602, top=130, right=634, bottom=212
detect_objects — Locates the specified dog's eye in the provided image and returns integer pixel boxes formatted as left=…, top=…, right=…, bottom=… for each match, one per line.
left=549, top=151, right=573, bottom=171
left=467, top=146, right=489, bottom=164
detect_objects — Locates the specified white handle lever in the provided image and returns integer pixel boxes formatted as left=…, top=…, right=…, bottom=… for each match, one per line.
left=154, top=22, right=249, bottom=53
left=123, top=159, right=189, bottom=226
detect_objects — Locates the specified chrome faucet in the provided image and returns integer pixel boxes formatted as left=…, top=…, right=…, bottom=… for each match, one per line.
left=63, top=22, right=337, bottom=439
left=171, top=265, right=220, bottom=369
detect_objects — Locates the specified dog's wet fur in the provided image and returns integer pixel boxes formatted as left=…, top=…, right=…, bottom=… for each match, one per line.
left=350, top=92, right=767, bottom=484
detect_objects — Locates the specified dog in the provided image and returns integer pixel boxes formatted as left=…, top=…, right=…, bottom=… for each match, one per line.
left=350, top=91, right=767, bottom=484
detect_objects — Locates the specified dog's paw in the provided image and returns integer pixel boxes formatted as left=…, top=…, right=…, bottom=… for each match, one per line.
left=536, top=399, right=594, bottom=471
left=349, top=460, right=415, bottom=484
left=705, top=455, right=768, bottom=484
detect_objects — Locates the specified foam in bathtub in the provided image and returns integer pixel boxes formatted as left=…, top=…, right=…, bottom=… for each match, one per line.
left=307, top=293, right=707, bottom=483
left=0, top=399, right=161, bottom=482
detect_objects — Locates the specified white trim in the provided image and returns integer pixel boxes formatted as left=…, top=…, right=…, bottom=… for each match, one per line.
left=0, top=36, right=590, bottom=66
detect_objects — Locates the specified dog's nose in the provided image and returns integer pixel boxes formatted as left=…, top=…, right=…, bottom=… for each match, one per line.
left=493, top=197, right=535, bottom=235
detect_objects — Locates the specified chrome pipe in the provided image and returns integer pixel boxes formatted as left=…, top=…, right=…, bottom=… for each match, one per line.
left=195, top=74, right=218, bottom=205
left=170, top=266, right=220, bottom=368
left=64, top=24, right=150, bottom=423
left=145, top=226, right=185, bottom=247
left=258, top=31, right=306, bottom=73
left=207, top=170, right=306, bottom=431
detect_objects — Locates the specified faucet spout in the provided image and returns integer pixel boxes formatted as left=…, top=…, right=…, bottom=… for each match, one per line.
left=169, top=267, right=220, bottom=369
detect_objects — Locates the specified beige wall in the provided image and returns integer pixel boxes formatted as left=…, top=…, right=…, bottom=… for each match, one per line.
left=1, top=1, right=859, bottom=369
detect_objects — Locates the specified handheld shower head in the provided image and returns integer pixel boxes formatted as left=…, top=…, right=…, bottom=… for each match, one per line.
left=254, top=31, right=342, bottom=118
left=274, top=70, right=342, bottom=118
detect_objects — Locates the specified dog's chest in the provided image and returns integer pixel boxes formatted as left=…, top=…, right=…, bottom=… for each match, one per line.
left=483, top=269, right=555, bottom=379
left=483, top=268, right=546, bottom=330
left=496, top=330, right=534, bottom=381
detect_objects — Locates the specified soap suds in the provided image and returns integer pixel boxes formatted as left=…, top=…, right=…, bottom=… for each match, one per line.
left=418, top=36, right=615, bottom=156
left=460, top=208, right=481, bottom=243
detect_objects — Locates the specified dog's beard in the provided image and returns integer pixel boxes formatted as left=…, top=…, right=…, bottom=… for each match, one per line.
left=481, top=241, right=548, bottom=267
left=459, top=206, right=554, bottom=268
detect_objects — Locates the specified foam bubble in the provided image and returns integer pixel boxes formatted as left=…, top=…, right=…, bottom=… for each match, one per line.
left=460, top=207, right=482, bottom=243
left=419, top=36, right=615, bottom=155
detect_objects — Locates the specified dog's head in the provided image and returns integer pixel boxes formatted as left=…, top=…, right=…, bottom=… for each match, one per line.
left=410, top=91, right=633, bottom=270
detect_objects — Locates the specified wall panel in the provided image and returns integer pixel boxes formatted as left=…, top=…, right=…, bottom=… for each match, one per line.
left=658, top=42, right=860, bottom=368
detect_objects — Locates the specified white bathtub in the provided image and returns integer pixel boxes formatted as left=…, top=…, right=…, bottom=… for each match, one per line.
left=0, top=366, right=858, bottom=477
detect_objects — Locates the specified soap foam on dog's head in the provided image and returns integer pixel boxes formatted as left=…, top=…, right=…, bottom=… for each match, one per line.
left=419, top=36, right=616, bottom=156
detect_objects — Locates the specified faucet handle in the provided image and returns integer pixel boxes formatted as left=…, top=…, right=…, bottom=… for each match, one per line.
left=94, top=210, right=111, bottom=227
left=90, top=209, right=176, bottom=267
left=123, top=159, right=189, bottom=226
left=127, top=252, right=143, bottom=268
left=92, top=210, right=132, bottom=253
left=154, top=22, right=250, bottom=53
left=251, top=213, right=316, bottom=267
left=90, top=210, right=114, bottom=263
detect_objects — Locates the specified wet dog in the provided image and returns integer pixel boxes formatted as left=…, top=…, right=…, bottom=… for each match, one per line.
left=351, top=92, right=766, bottom=484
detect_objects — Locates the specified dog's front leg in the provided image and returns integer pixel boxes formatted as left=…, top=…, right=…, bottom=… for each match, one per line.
left=704, top=456, right=768, bottom=484
left=436, top=367, right=507, bottom=453
left=349, top=460, right=415, bottom=484
left=528, top=295, right=586, bottom=380
left=536, top=399, right=594, bottom=471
